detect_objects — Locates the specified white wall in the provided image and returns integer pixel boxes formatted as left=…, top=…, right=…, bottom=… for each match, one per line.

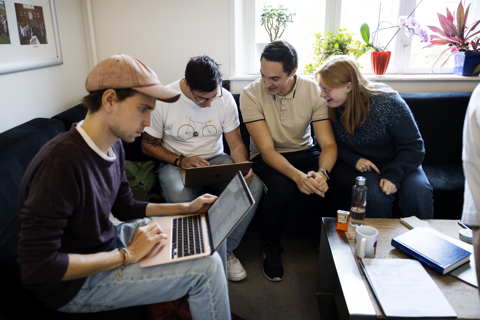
left=89, top=0, right=480, bottom=95
left=1, top=0, right=478, bottom=133
left=88, top=0, right=231, bottom=87
left=0, top=0, right=91, bottom=133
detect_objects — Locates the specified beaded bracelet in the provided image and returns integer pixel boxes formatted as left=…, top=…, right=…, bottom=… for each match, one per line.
left=118, top=247, right=131, bottom=277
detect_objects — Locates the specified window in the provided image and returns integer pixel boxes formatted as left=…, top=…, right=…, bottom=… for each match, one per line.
left=233, top=0, right=480, bottom=75
left=253, top=0, right=326, bottom=74
left=339, top=0, right=459, bottom=74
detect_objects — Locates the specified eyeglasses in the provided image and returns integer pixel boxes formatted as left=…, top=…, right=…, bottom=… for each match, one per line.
left=190, top=87, right=223, bottom=104
left=320, top=87, right=337, bottom=97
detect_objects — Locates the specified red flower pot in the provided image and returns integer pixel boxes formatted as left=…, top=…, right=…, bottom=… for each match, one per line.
left=371, top=51, right=391, bottom=75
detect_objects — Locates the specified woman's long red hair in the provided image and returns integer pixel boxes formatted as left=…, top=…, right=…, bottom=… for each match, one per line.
left=315, top=55, right=394, bottom=134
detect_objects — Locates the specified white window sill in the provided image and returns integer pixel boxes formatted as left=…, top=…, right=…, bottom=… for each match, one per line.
left=228, top=74, right=480, bottom=94
left=365, top=74, right=480, bottom=81
left=229, top=74, right=480, bottom=81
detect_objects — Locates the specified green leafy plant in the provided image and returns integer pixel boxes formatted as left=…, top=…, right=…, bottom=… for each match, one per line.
left=424, top=0, right=480, bottom=69
left=304, top=28, right=368, bottom=74
left=260, top=5, right=295, bottom=42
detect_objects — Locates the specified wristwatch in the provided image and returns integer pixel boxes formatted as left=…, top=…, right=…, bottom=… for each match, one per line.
left=319, top=168, right=330, bottom=181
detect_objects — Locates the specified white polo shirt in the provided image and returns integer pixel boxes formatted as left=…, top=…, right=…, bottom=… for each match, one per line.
left=240, top=75, right=329, bottom=159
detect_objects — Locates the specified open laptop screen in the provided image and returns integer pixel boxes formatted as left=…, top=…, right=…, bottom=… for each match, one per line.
left=206, top=171, right=254, bottom=251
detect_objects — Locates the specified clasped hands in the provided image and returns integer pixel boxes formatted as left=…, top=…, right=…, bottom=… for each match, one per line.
left=295, top=170, right=329, bottom=197
left=355, top=158, right=397, bottom=195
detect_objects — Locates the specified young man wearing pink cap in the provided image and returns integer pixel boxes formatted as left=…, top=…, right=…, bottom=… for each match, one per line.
left=17, top=54, right=231, bottom=318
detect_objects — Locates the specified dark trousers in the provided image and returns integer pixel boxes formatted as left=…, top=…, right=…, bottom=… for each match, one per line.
left=252, top=148, right=330, bottom=248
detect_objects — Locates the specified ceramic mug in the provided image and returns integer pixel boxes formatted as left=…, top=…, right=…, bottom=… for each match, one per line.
left=354, top=225, right=378, bottom=259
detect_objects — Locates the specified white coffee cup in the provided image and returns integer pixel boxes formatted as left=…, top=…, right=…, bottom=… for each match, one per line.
left=354, top=225, right=378, bottom=259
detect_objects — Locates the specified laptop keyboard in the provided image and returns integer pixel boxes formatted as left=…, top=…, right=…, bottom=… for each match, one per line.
left=171, top=215, right=205, bottom=259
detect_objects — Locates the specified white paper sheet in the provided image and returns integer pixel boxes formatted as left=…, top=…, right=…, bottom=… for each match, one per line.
left=427, top=228, right=478, bottom=287
left=360, top=259, right=457, bottom=318
left=399, top=218, right=478, bottom=287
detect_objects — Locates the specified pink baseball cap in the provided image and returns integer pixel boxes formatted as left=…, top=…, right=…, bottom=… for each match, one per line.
left=85, top=54, right=180, bottom=103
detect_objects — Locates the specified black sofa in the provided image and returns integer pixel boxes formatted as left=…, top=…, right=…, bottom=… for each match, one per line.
left=399, top=92, right=470, bottom=220
left=229, top=92, right=471, bottom=221
left=0, top=91, right=471, bottom=319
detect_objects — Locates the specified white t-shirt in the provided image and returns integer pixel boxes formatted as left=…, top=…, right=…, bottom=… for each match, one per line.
left=145, top=79, right=240, bottom=159
left=76, top=120, right=116, bottom=161
left=462, top=84, right=480, bottom=226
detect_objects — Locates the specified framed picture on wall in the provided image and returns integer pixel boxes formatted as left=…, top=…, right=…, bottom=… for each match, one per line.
left=0, top=1, right=11, bottom=45
left=0, top=0, right=62, bottom=75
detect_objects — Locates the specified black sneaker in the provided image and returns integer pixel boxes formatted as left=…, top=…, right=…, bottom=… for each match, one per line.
left=262, top=246, right=284, bottom=282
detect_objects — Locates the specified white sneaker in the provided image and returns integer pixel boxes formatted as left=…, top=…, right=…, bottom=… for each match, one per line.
left=227, top=253, right=247, bottom=281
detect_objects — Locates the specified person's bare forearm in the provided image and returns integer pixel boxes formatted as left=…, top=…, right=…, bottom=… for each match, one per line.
left=260, top=148, right=303, bottom=182
left=229, top=143, right=250, bottom=163
left=317, top=143, right=337, bottom=173
left=145, top=194, right=217, bottom=217
left=224, top=128, right=250, bottom=163
left=141, top=133, right=178, bottom=164
left=145, top=202, right=189, bottom=217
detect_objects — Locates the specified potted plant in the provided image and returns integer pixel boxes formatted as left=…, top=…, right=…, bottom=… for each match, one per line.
left=260, top=4, right=295, bottom=42
left=257, top=5, right=295, bottom=56
left=360, top=21, right=393, bottom=75
left=360, top=3, right=428, bottom=75
left=425, top=1, right=480, bottom=75
left=304, top=28, right=368, bottom=74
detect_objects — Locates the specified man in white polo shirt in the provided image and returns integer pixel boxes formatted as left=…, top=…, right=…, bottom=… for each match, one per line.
left=240, top=40, right=337, bottom=281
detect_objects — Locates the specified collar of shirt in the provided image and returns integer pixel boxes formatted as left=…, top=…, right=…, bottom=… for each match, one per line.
left=273, top=75, right=299, bottom=101
left=76, top=120, right=116, bottom=161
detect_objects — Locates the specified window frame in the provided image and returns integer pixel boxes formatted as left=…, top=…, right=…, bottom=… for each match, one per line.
left=230, top=0, right=480, bottom=76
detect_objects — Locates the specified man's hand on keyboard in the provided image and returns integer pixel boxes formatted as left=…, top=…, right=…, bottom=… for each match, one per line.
left=127, top=222, right=168, bottom=263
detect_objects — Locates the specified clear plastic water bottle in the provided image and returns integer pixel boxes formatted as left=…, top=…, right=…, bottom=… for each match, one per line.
left=349, top=176, right=368, bottom=227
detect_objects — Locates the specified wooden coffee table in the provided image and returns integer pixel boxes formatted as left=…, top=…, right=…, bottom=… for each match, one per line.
left=317, top=217, right=480, bottom=320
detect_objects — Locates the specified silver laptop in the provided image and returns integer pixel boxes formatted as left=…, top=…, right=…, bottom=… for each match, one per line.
left=180, top=162, right=252, bottom=187
left=140, top=171, right=254, bottom=267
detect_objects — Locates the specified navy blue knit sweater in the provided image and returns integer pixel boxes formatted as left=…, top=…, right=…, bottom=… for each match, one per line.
left=331, top=92, right=424, bottom=188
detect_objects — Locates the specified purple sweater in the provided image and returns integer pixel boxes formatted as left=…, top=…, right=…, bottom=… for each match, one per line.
left=17, top=126, right=148, bottom=309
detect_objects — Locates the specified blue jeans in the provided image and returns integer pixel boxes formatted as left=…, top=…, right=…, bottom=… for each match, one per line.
left=363, top=166, right=433, bottom=218
left=58, top=217, right=231, bottom=319
left=158, top=153, right=264, bottom=253
left=330, top=160, right=434, bottom=219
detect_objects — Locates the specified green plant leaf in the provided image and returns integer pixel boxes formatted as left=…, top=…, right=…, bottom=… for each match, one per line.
left=360, top=23, right=370, bottom=45
left=260, top=4, right=295, bottom=41
left=472, top=63, right=480, bottom=76
left=457, top=1, right=466, bottom=39
left=304, top=28, right=370, bottom=73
